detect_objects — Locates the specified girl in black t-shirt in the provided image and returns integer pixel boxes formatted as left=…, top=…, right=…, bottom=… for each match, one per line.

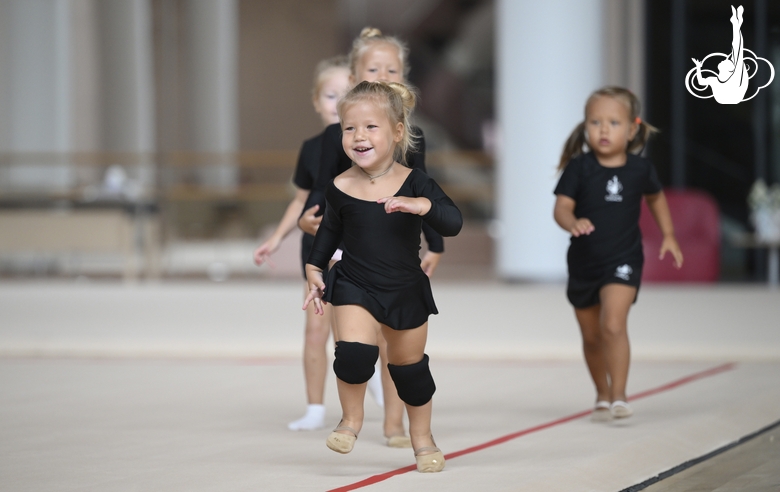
left=303, top=81, right=461, bottom=473
left=253, top=56, right=350, bottom=432
left=553, top=87, right=683, bottom=421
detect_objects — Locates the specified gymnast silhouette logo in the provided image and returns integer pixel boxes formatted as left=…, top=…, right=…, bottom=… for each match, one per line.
left=685, top=5, right=774, bottom=104
left=605, top=176, right=623, bottom=202
left=615, top=264, right=633, bottom=281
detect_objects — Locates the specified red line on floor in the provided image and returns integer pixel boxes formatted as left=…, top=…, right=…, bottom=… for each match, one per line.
left=327, top=362, right=737, bottom=492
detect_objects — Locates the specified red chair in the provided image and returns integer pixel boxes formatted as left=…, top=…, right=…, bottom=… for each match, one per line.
left=640, top=189, right=720, bottom=282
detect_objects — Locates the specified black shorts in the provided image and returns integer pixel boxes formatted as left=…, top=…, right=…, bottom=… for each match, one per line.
left=567, top=262, right=642, bottom=309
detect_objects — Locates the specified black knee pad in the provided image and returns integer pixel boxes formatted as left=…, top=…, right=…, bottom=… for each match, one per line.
left=333, top=341, right=379, bottom=384
left=387, top=354, right=436, bottom=407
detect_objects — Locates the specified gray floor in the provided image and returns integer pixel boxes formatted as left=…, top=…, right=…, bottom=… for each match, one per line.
left=1, top=280, right=779, bottom=491
left=642, top=426, right=780, bottom=492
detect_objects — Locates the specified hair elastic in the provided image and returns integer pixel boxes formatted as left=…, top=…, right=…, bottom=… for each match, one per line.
left=635, top=116, right=642, bottom=124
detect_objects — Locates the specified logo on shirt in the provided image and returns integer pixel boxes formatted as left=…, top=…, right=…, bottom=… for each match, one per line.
left=615, top=264, right=633, bottom=281
left=605, top=176, right=623, bottom=202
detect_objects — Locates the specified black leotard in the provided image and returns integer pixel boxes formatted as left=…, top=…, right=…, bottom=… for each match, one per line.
left=303, top=122, right=444, bottom=253
left=308, top=168, right=462, bottom=330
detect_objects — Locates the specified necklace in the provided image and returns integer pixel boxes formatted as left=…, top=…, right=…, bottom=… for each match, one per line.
left=358, top=163, right=393, bottom=184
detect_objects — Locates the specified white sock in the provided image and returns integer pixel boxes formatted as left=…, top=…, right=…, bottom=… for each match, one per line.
left=287, top=404, right=326, bottom=431
left=367, top=368, right=384, bottom=408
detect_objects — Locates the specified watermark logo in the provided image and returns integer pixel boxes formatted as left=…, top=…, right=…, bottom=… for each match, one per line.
left=685, top=5, right=774, bottom=104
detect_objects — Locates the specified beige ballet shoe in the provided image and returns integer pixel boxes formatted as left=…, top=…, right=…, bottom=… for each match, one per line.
left=326, top=424, right=358, bottom=454
left=386, top=434, right=412, bottom=448
left=414, top=446, right=445, bottom=473
left=591, top=400, right=612, bottom=422
left=610, top=400, right=634, bottom=419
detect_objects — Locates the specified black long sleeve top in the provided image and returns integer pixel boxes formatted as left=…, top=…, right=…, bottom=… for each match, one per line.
left=303, top=122, right=445, bottom=253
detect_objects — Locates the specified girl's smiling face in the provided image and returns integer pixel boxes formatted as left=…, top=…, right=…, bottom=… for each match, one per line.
left=352, top=43, right=404, bottom=84
left=313, top=67, right=351, bottom=127
left=340, top=99, right=403, bottom=173
left=585, top=96, right=638, bottom=163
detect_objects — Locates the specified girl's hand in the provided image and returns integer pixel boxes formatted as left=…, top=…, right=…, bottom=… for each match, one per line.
left=377, top=196, right=431, bottom=216
left=420, top=251, right=441, bottom=277
left=659, top=236, right=684, bottom=269
left=303, top=270, right=327, bottom=315
left=253, top=238, right=280, bottom=267
left=571, top=218, right=595, bottom=237
left=298, top=204, right=322, bottom=235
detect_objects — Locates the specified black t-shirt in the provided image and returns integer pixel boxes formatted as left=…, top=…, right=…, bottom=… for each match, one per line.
left=302, top=122, right=444, bottom=253
left=292, top=132, right=324, bottom=278
left=554, top=152, right=662, bottom=277
left=292, top=132, right=324, bottom=190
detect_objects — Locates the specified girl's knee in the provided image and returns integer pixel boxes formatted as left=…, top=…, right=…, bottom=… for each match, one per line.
left=600, top=319, right=627, bottom=338
left=304, top=320, right=331, bottom=346
left=582, top=334, right=602, bottom=349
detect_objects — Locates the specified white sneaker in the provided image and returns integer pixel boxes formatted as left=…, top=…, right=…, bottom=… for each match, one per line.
left=610, top=400, right=633, bottom=419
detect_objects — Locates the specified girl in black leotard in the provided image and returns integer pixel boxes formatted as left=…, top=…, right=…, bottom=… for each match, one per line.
left=299, top=26, right=439, bottom=449
left=252, top=57, right=350, bottom=431
left=553, top=87, right=683, bottom=421
left=299, top=27, right=443, bottom=275
left=303, top=81, right=461, bottom=473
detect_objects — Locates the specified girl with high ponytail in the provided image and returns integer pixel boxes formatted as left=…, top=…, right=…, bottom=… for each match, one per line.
left=303, top=80, right=462, bottom=473
left=298, top=27, right=443, bottom=452
left=553, top=86, right=683, bottom=421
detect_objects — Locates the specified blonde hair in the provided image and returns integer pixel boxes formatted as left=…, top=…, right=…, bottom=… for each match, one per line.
left=558, top=86, right=659, bottom=171
left=348, top=27, right=410, bottom=78
left=311, top=55, right=349, bottom=98
left=338, top=80, right=419, bottom=166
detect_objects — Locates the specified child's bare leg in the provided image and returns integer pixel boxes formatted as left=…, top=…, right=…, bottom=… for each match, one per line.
left=574, top=304, right=611, bottom=402
left=381, top=323, right=437, bottom=453
left=331, top=305, right=381, bottom=436
left=288, top=285, right=332, bottom=431
left=377, top=335, right=407, bottom=439
left=303, top=284, right=331, bottom=404
left=598, top=284, right=636, bottom=401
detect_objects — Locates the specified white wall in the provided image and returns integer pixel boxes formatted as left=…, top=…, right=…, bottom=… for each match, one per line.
left=496, top=0, right=603, bottom=281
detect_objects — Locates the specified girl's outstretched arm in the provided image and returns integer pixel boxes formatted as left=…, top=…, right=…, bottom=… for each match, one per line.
left=254, top=188, right=310, bottom=266
left=554, top=195, right=594, bottom=237
left=644, top=192, right=684, bottom=268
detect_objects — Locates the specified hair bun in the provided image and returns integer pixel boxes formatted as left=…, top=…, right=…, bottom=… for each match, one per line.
left=360, top=27, right=383, bottom=38
left=386, top=81, right=416, bottom=113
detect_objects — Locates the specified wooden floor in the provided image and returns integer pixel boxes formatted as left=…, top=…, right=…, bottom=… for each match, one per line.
left=640, top=424, right=780, bottom=492
left=0, top=280, right=779, bottom=491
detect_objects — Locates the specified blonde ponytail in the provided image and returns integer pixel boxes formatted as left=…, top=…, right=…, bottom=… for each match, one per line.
left=558, top=122, right=587, bottom=171
left=359, top=27, right=382, bottom=38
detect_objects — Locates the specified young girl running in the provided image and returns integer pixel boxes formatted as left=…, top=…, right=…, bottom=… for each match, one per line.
left=253, top=56, right=350, bottom=431
left=300, top=27, right=443, bottom=275
left=300, top=27, right=441, bottom=448
left=303, top=81, right=462, bottom=472
left=553, top=87, right=683, bottom=421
